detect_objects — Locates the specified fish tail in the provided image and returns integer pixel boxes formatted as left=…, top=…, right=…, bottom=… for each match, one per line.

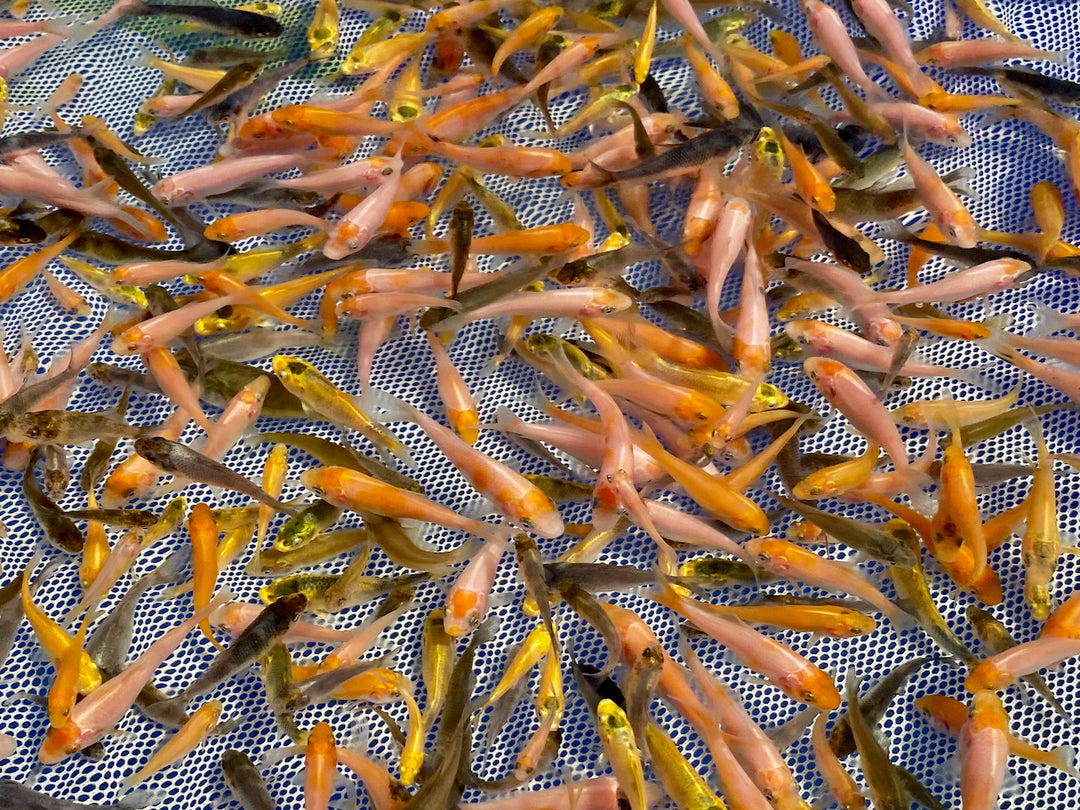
left=380, top=432, right=413, bottom=466
left=84, top=178, right=151, bottom=236
left=361, top=386, right=411, bottom=423
left=978, top=321, right=1019, bottom=361
left=198, top=618, right=226, bottom=652
left=41, top=13, right=92, bottom=46
left=612, top=476, right=667, bottom=558
left=888, top=464, right=934, bottom=501
left=884, top=599, right=918, bottom=632
left=1046, top=745, right=1079, bottom=777
left=585, top=159, right=618, bottom=187
left=939, top=365, right=994, bottom=392
left=1028, top=305, right=1073, bottom=337
left=196, top=587, right=235, bottom=623
left=649, top=567, right=684, bottom=612
left=490, top=405, right=523, bottom=434
left=1033, top=680, right=1073, bottom=722
left=117, top=786, right=169, bottom=808
left=428, top=310, right=467, bottom=338
left=941, top=165, right=977, bottom=199
left=125, top=42, right=159, bottom=71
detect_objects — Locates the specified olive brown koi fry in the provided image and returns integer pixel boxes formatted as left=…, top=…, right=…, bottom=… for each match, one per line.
left=133, top=437, right=301, bottom=516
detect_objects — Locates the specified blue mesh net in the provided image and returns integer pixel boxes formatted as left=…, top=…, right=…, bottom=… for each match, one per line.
left=0, top=0, right=1079, bottom=808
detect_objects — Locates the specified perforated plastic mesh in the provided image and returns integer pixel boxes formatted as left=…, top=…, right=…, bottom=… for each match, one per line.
left=1, top=0, right=1080, bottom=808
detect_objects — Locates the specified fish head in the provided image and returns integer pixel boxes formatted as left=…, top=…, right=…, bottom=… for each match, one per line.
left=447, top=407, right=479, bottom=445
left=444, top=587, right=484, bottom=637
left=307, top=721, right=336, bottom=754
left=583, top=289, right=633, bottom=317
left=238, top=114, right=288, bottom=140
left=919, top=45, right=945, bottom=67
left=809, top=183, right=836, bottom=213
left=968, top=690, right=1008, bottom=732
left=893, top=403, right=925, bottom=427
left=271, top=354, right=308, bottom=382
left=276, top=513, right=321, bottom=552
left=39, top=720, right=84, bottom=764
left=941, top=215, right=978, bottom=250
left=926, top=116, right=971, bottom=148
left=269, top=105, right=311, bottom=132
left=836, top=610, right=877, bottom=637
left=153, top=179, right=187, bottom=207
left=300, top=466, right=354, bottom=509
left=516, top=493, right=565, bottom=540
left=782, top=321, right=812, bottom=347
left=204, top=219, right=240, bottom=242
left=112, top=326, right=153, bottom=356
left=802, top=356, right=844, bottom=396
left=596, top=698, right=630, bottom=733
left=782, top=666, right=840, bottom=710
left=761, top=777, right=812, bottom=810
left=741, top=537, right=778, bottom=569
left=914, top=694, right=965, bottom=733
left=323, top=234, right=353, bottom=262
left=101, top=464, right=154, bottom=507
left=9, top=413, right=58, bottom=443
left=963, top=660, right=1011, bottom=693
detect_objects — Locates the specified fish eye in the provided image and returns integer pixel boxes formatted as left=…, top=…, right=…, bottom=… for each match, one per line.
left=122, top=487, right=136, bottom=499
left=801, top=689, right=817, bottom=703
left=381, top=167, right=394, bottom=176
left=762, top=791, right=776, bottom=803
left=468, top=614, right=481, bottom=628
left=521, top=518, right=535, bottom=529
left=309, top=485, right=325, bottom=497
left=756, top=551, right=770, bottom=563
left=601, top=305, right=616, bottom=314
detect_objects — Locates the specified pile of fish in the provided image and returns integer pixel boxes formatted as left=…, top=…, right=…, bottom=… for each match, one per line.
left=0, top=0, right=1079, bottom=807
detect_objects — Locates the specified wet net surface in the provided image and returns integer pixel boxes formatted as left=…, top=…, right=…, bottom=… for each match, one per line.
left=0, top=0, right=1078, bottom=808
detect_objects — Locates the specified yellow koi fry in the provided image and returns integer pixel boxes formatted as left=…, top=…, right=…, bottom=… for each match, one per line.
left=634, top=2, right=658, bottom=85
left=122, top=700, right=223, bottom=788
left=47, top=609, right=95, bottom=729
left=21, top=554, right=101, bottom=696
left=188, top=503, right=224, bottom=650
